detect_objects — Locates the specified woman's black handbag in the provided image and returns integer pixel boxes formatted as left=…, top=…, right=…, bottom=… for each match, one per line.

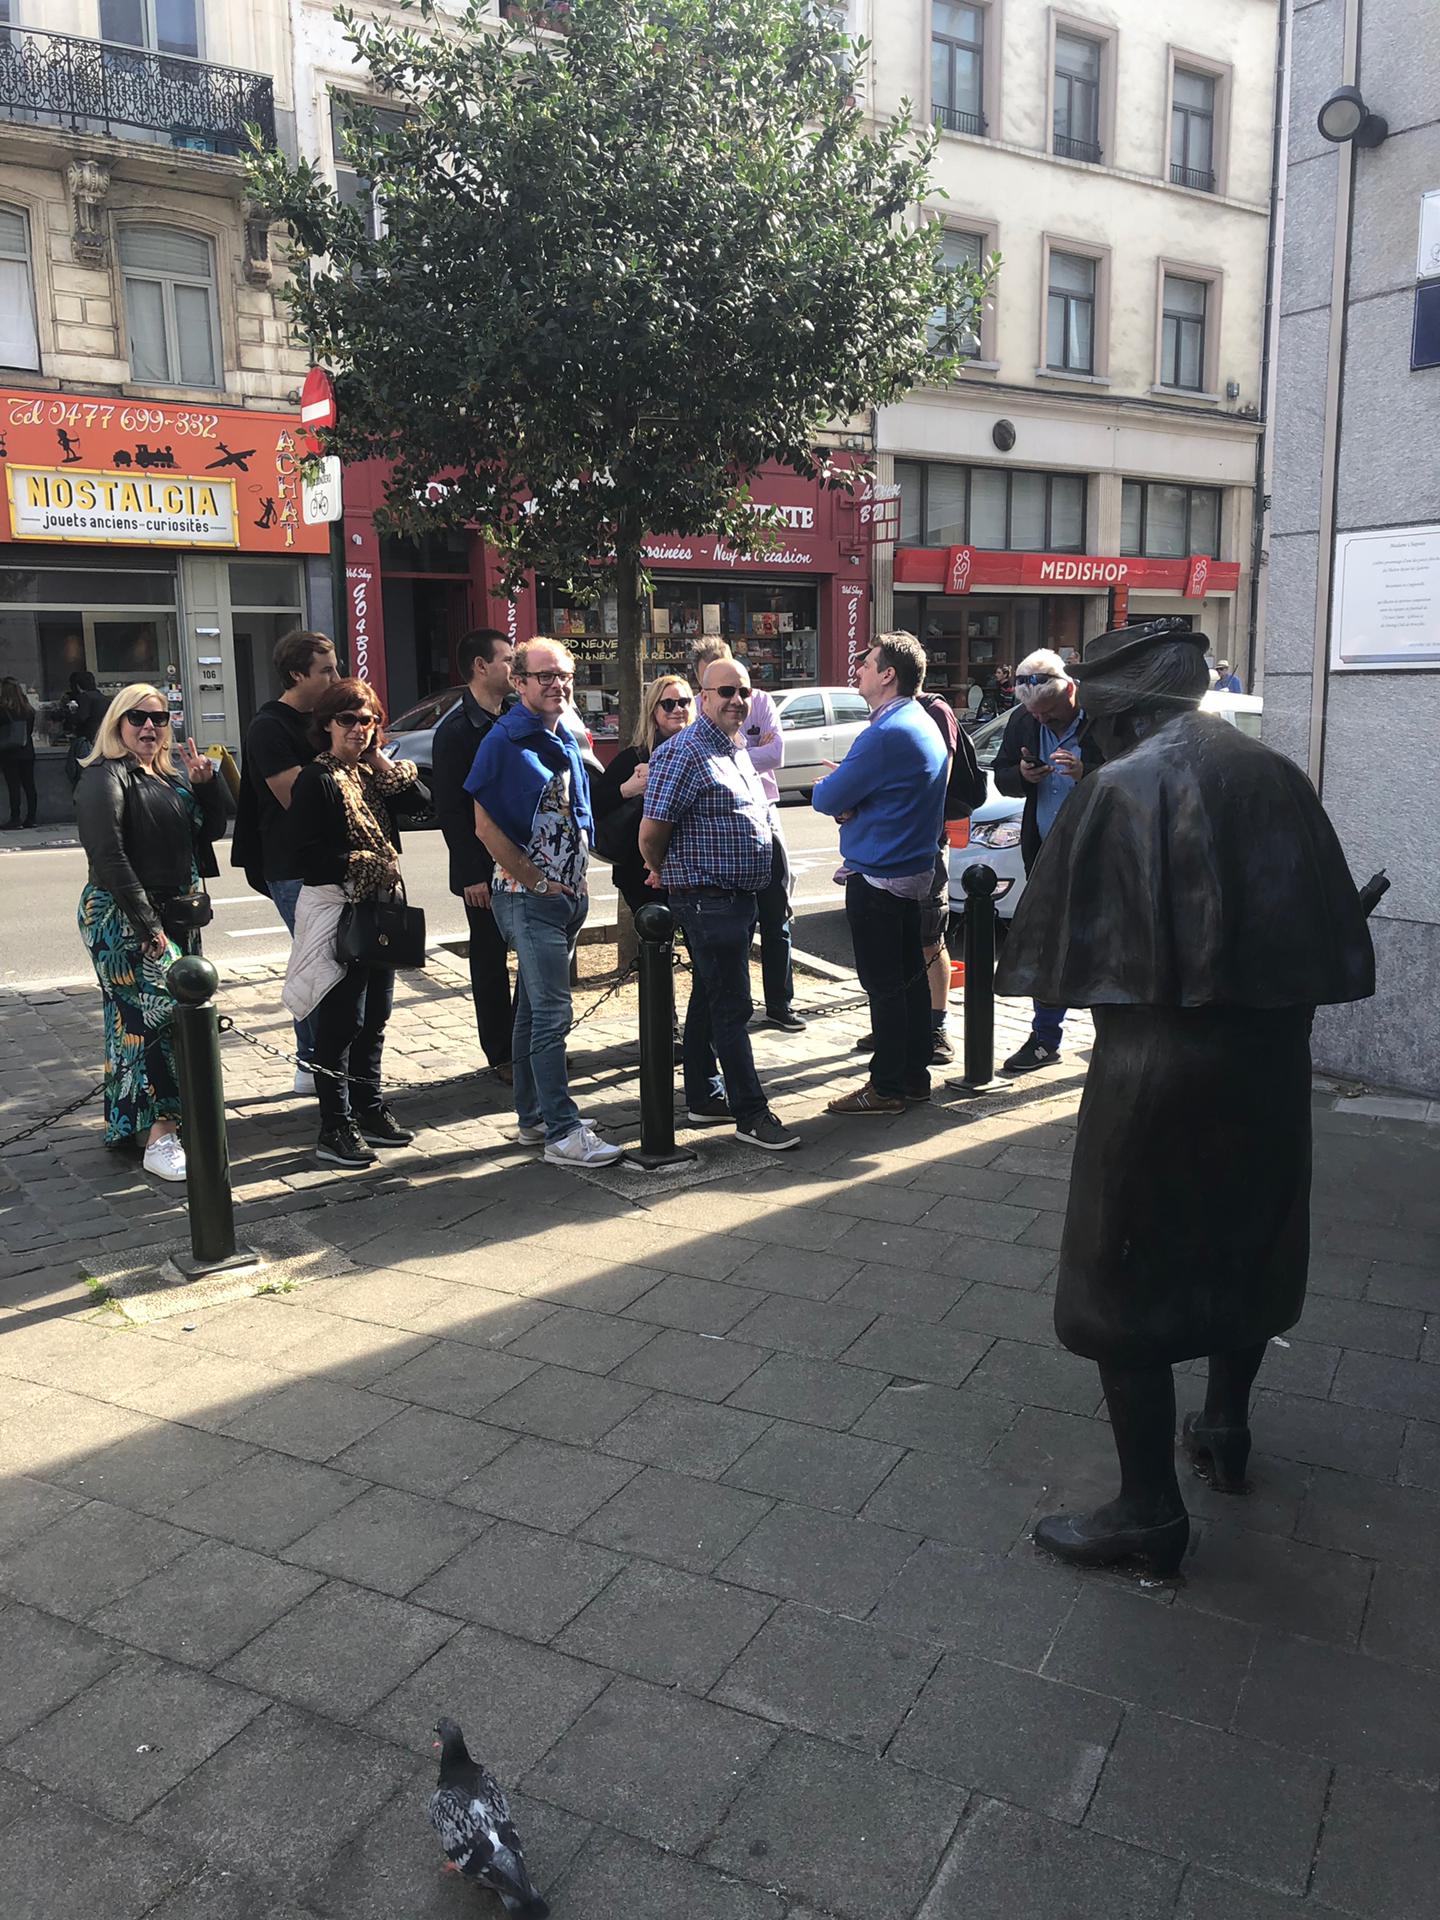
left=591, top=794, right=644, bottom=864
left=159, top=890, right=214, bottom=941
left=336, top=883, right=427, bottom=970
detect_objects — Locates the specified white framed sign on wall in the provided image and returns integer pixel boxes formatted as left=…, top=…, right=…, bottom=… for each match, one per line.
left=1331, top=523, right=1440, bottom=670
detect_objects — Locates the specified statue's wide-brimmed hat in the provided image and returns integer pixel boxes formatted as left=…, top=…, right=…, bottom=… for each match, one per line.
left=1073, top=616, right=1209, bottom=682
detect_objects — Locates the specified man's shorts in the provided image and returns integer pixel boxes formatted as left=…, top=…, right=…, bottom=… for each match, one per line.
left=920, top=850, right=948, bottom=950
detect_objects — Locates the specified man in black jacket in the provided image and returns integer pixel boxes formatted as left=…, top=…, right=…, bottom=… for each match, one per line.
left=431, top=628, right=516, bottom=1079
left=991, top=648, right=1102, bottom=1074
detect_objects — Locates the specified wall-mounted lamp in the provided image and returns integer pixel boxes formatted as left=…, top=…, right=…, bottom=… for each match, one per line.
left=1317, top=86, right=1388, bottom=149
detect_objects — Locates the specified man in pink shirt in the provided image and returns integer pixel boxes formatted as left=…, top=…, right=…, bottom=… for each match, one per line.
left=689, top=640, right=804, bottom=1031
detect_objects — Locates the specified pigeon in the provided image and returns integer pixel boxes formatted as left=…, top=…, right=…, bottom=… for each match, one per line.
left=429, top=1718, right=549, bottom=1918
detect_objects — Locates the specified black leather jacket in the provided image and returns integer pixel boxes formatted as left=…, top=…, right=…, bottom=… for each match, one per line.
left=75, top=756, right=226, bottom=940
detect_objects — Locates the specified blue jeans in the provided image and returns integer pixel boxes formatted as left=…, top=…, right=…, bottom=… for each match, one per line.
left=1033, top=1002, right=1067, bottom=1050
left=492, top=887, right=589, bottom=1142
left=671, top=889, right=768, bottom=1127
left=267, top=878, right=317, bottom=1065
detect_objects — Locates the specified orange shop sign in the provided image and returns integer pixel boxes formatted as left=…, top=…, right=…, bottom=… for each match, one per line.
left=0, top=389, right=327, bottom=554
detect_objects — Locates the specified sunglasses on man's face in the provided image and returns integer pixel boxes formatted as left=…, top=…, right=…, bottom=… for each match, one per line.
left=707, top=685, right=751, bottom=702
left=334, top=712, right=375, bottom=729
left=657, top=696, right=693, bottom=713
left=1015, top=674, right=1052, bottom=687
left=123, top=709, right=170, bottom=729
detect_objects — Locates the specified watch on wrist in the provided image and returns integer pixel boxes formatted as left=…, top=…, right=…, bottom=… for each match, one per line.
left=532, top=877, right=550, bottom=895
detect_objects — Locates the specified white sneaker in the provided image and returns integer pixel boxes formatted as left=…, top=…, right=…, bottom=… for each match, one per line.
left=142, top=1133, right=187, bottom=1182
left=514, top=1123, right=546, bottom=1145
left=294, top=1069, right=316, bottom=1095
left=543, top=1124, right=624, bottom=1168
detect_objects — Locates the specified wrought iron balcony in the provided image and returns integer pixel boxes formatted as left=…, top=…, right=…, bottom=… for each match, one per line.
left=1170, top=161, right=1217, bottom=193
left=1053, top=133, right=1103, bottom=164
left=932, top=103, right=986, bottom=137
left=0, top=26, right=275, bottom=156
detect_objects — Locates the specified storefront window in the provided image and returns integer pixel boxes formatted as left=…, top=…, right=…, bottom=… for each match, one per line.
left=0, top=556, right=180, bottom=742
left=893, top=592, right=1082, bottom=708
left=895, top=460, right=1087, bottom=552
left=230, top=559, right=303, bottom=741
left=1120, top=480, right=1222, bottom=557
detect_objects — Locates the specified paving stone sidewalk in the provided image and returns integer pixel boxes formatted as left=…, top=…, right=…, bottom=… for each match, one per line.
left=1, top=956, right=1438, bottom=1920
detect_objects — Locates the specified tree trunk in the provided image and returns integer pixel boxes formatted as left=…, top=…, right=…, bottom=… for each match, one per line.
left=614, top=541, right=644, bottom=750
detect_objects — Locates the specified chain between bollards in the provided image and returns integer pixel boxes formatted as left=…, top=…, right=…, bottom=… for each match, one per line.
left=630, top=903, right=696, bottom=1170
left=168, top=955, right=257, bottom=1277
left=948, top=862, right=1000, bottom=1097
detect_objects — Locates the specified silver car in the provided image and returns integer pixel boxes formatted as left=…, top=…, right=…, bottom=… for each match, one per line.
left=383, top=686, right=602, bottom=825
left=771, top=684, right=872, bottom=796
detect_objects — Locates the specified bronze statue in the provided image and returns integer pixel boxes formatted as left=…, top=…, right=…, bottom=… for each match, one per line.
left=995, top=619, right=1375, bottom=1576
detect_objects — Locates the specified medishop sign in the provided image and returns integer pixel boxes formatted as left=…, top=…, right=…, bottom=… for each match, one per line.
left=0, top=388, right=327, bottom=554
left=896, top=545, right=1241, bottom=597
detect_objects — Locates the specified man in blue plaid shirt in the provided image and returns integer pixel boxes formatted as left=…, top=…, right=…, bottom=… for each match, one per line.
left=640, top=658, right=800, bottom=1152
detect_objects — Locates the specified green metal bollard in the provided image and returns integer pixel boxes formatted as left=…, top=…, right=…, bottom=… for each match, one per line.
left=168, top=955, right=255, bottom=1276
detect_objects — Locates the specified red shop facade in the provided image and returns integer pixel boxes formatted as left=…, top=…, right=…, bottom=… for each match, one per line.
left=892, top=544, right=1241, bottom=710
left=339, top=460, right=872, bottom=740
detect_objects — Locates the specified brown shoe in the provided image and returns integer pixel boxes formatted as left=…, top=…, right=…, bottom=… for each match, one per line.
left=494, top=1063, right=515, bottom=1085
left=827, top=1083, right=906, bottom=1115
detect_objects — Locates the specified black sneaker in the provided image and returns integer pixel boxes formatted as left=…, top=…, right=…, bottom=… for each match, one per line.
left=930, top=1028, right=956, bottom=1066
left=765, top=1009, right=807, bottom=1033
left=685, top=1099, right=732, bottom=1126
left=315, top=1121, right=378, bottom=1168
left=854, top=1032, right=875, bottom=1052
left=736, top=1110, right=801, bottom=1152
left=354, top=1104, right=416, bottom=1147
left=1003, top=1036, right=1062, bottom=1074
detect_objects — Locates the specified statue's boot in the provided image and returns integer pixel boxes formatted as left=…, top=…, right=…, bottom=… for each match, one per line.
left=1033, top=1363, right=1190, bottom=1578
left=1182, top=1341, right=1266, bottom=1493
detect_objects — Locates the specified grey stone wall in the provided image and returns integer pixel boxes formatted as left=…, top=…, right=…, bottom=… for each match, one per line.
left=1266, top=0, right=1440, bottom=1095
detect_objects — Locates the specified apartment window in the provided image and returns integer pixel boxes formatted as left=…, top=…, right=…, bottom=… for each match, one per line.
left=1171, top=68, right=1217, bottom=191
left=100, top=1, right=202, bottom=58
left=1121, top=481, right=1221, bottom=557
left=1160, top=274, right=1207, bottom=390
left=120, top=226, right=219, bottom=387
left=0, top=207, right=39, bottom=372
left=1053, top=31, right=1102, bottom=162
left=932, top=4, right=985, bottom=136
left=1046, top=250, right=1096, bottom=373
left=331, top=95, right=409, bottom=242
left=930, top=229, right=984, bottom=356
left=895, top=460, right=1087, bottom=552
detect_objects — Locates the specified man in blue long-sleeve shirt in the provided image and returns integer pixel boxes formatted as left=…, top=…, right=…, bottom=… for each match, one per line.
left=812, top=635, right=947, bottom=1113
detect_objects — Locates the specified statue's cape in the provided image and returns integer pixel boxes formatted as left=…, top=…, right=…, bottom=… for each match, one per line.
left=994, top=711, right=1376, bottom=1009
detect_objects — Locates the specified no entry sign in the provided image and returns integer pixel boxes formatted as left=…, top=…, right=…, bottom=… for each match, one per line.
left=300, top=366, right=336, bottom=431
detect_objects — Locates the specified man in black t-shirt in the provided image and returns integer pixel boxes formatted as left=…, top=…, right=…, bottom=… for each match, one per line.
left=231, top=628, right=340, bottom=1087
left=430, top=628, right=517, bottom=1079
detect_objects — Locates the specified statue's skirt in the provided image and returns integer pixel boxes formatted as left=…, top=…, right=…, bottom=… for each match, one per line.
left=1055, top=1003, right=1313, bottom=1367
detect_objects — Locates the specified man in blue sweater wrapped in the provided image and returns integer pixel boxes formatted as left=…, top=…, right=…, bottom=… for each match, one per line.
left=813, top=635, right=948, bottom=1114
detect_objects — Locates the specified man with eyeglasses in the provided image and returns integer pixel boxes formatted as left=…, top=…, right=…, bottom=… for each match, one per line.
left=465, top=638, right=622, bottom=1168
left=640, top=658, right=800, bottom=1151
left=992, top=647, right=1102, bottom=1073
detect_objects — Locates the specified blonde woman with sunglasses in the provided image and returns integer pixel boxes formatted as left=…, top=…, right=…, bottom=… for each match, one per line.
left=591, top=674, right=694, bottom=915
left=74, top=683, right=226, bottom=1181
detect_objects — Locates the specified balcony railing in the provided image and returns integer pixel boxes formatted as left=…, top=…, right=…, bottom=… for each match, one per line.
left=932, top=103, right=986, bottom=137
left=1053, top=133, right=1103, bottom=164
left=1170, top=161, right=1216, bottom=193
left=0, top=26, right=275, bottom=155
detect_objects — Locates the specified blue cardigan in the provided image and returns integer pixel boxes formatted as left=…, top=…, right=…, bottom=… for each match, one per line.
left=811, top=698, right=947, bottom=877
left=463, top=703, right=593, bottom=851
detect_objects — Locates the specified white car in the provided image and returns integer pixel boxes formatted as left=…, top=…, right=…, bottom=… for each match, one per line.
left=382, top=686, right=601, bottom=825
left=770, top=684, right=872, bottom=796
left=948, top=690, right=1263, bottom=936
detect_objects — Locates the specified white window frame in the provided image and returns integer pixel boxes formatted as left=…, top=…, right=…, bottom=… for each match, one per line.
left=119, top=225, right=223, bottom=390
left=1039, top=234, right=1110, bottom=382
left=926, top=216, right=999, bottom=367
left=1045, top=10, right=1117, bottom=169
left=1152, top=257, right=1223, bottom=399
left=0, top=202, right=41, bottom=373
left=926, top=2, right=1003, bottom=142
left=1165, top=47, right=1232, bottom=196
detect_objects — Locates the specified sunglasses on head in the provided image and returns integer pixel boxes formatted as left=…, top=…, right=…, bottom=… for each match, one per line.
left=707, top=684, right=751, bottom=701
left=123, top=709, right=170, bottom=729
left=657, top=695, right=693, bottom=713
left=333, top=711, right=375, bottom=729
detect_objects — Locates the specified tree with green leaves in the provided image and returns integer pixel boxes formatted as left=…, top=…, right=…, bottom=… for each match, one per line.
left=252, top=0, right=990, bottom=734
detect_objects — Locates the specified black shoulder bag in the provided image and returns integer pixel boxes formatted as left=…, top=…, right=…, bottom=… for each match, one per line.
left=336, top=879, right=428, bottom=970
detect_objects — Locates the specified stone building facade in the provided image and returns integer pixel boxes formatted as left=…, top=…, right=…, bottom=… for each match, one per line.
left=1265, top=0, right=1440, bottom=1095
